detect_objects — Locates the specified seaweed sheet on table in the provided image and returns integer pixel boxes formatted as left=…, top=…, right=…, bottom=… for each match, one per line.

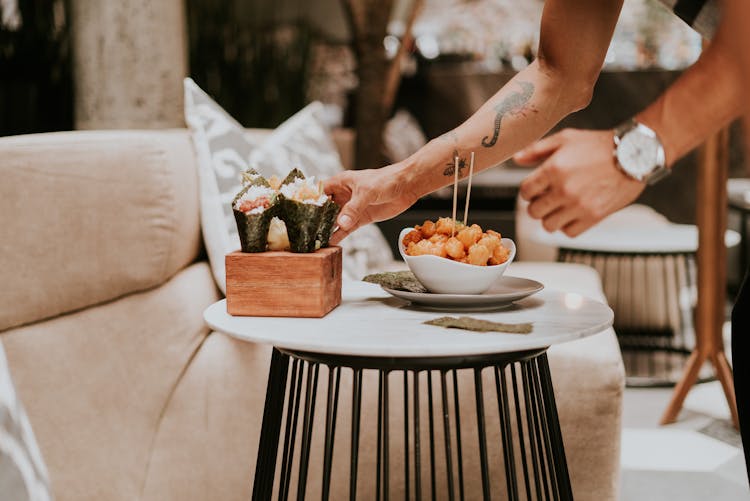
left=363, top=271, right=427, bottom=293
left=424, top=316, right=533, bottom=334
left=280, top=197, right=324, bottom=253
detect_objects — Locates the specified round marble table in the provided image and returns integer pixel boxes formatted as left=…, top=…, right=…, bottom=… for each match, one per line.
left=205, top=280, right=613, bottom=501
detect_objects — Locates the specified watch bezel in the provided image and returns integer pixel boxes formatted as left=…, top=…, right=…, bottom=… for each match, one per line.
left=613, top=120, right=667, bottom=185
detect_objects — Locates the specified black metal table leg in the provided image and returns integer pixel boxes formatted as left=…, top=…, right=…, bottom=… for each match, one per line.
left=253, top=348, right=574, bottom=500
left=252, top=348, right=290, bottom=501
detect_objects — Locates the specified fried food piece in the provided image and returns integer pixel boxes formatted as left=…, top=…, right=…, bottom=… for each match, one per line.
left=467, top=243, right=491, bottom=266
left=421, top=220, right=437, bottom=238
left=402, top=229, right=423, bottom=248
left=445, top=237, right=466, bottom=259
left=477, top=234, right=501, bottom=254
left=431, top=241, right=448, bottom=258
left=407, top=239, right=447, bottom=258
left=457, top=224, right=482, bottom=249
left=435, top=217, right=457, bottom=235
left=489, top=244, right=511, bottom=265
left=406, top=239, right=431, bottom=256
left=429, top=233, right=448, bottom=244
left=487, top=229, right=502, bottom=240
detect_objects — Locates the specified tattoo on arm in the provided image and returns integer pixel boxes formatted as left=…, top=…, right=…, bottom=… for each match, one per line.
left=443, top=150, right=467, bottom=177
left=481, top=81, right=535, bottom=148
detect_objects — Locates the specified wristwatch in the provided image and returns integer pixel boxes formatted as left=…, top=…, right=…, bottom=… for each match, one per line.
left=613, top=119, right=669, bottom=185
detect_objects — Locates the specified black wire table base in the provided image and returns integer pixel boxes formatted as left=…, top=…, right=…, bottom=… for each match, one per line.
left=251, top=347, right=573, bottom=501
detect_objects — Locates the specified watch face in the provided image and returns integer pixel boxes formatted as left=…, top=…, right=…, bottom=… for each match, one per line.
left=617, top=129, right=659, bottom=179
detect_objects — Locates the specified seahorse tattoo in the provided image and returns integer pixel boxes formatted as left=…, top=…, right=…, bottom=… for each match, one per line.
left=481, top=81, right=535, bottom=148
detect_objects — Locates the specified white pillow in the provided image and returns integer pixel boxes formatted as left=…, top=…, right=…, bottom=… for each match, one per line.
left=0, top=343, right=51, bottom=501
left=184, top=78, right=393, bottom=292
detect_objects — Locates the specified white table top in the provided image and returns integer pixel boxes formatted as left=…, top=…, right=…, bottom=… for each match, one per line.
left=533, top=224, right=740, bottom=254
left=204, top=280, right=613, bottom=358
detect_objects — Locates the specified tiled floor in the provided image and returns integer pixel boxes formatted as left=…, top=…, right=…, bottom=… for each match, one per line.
left=620, top=378, right=749, bottom=500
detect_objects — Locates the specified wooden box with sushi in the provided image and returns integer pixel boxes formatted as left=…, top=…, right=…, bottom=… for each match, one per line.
left=226, top=247, right=342, bottom=318
left=225, top=168, right=343, bottom=318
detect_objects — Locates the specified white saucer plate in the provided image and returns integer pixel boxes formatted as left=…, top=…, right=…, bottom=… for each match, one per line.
left=381, top=276, right=544, bottom=311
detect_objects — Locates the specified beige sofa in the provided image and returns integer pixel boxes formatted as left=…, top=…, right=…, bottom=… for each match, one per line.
left=0, top=130, right=624, bottom=500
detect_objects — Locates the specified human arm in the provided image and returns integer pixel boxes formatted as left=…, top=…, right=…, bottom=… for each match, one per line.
left=326, top=0, right=624, bottom=244
left=516, top=14, right=743, bottom=237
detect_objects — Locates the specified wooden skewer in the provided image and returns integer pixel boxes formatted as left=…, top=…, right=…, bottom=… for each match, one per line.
left=463, top=151, right=475, bottom=226
left=451, top=155, right=459, bottom=237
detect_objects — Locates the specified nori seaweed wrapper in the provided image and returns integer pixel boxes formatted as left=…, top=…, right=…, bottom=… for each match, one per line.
left=233, top=208, right=276, bottom=253
left=240, top=167, right=270, bottom=188
left=316, top=198, right=340, bottom=248
left=281, top=168, right=306, bottom=186
left=279, top=196, right=324, bottom=253
left=232, top=183, right=278, bottom=253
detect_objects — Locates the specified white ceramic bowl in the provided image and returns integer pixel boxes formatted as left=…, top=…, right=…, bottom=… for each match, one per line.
left=398, top=227, right=516, bottom=295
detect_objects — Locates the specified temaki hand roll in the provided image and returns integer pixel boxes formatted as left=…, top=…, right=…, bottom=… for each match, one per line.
left=232, top=184, right=279, bottom=253
left=278, top=173, right=339, bottom=253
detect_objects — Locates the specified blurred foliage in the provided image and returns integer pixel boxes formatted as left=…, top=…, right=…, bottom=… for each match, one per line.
left=0, top=0, right=72, bottom=136
left=187, top=1, right=313, bottom=129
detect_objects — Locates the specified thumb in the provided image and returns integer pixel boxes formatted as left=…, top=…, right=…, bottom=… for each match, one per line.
left=330, top=191, right=371, bottom=245
left=514, top=132, right=563, bottom=166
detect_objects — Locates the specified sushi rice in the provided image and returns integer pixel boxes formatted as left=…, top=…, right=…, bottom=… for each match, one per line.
left=279, top=177, right=328, bottom=206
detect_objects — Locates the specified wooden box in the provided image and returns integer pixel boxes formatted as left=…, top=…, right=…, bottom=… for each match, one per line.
left=225, top=246, right=342, bottom=318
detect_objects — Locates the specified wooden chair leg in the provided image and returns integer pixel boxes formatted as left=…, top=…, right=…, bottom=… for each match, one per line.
left=710, top=351, right=740, bottom=428
left=660, top=351, right=707, bottom=425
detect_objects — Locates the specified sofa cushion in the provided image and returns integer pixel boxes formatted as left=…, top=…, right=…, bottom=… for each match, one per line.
left=0, top=130, right=202, bottom=331
left=0, top=263, right=219, bottom=501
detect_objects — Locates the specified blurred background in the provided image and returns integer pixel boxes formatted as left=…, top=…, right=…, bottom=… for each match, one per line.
left=0, top=0, right=746, bottom=275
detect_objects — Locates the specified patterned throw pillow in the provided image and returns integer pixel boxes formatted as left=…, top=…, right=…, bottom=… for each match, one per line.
left=0, top=343, right=51, bottom=501
left=184, top=78, right=393, bottom=292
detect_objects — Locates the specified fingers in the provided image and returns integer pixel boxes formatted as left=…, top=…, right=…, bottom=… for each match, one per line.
left=519, top=166, right=552, bottom=202
left=540, top=207, right=578, bottom=233
left=561, top=219, right=592, bottom=238
left=527, top=192, right=561, bottom=220
left=513, top=132, right=564, bottom=166
left=329, top=185, right=377, bottom=245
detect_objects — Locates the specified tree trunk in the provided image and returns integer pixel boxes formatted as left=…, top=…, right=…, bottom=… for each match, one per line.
left=342, top=0, right=393, bottom=170
left=352, top=41, right=389, bottom=169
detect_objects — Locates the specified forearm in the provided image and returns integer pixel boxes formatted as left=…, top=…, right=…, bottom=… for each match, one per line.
left=392, top=0, right=623, bottom=200
left=396, top=61, right=587, bottom=198
left=637, top=18, right=742, bottom=167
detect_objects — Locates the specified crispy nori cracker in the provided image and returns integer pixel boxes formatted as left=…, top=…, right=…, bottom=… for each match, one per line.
left=363, top=271, right=428, bottom=293
left=424, top=316, right=533, bottom=334
left=317, top=198, right=341, bottom=248
left=280, top=196, right=324, bottom=253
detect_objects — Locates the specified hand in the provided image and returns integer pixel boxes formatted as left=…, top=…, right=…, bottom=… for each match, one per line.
left=324, top=163, right=419, bottom=245
left=515, top=128, right=646, bottom=237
